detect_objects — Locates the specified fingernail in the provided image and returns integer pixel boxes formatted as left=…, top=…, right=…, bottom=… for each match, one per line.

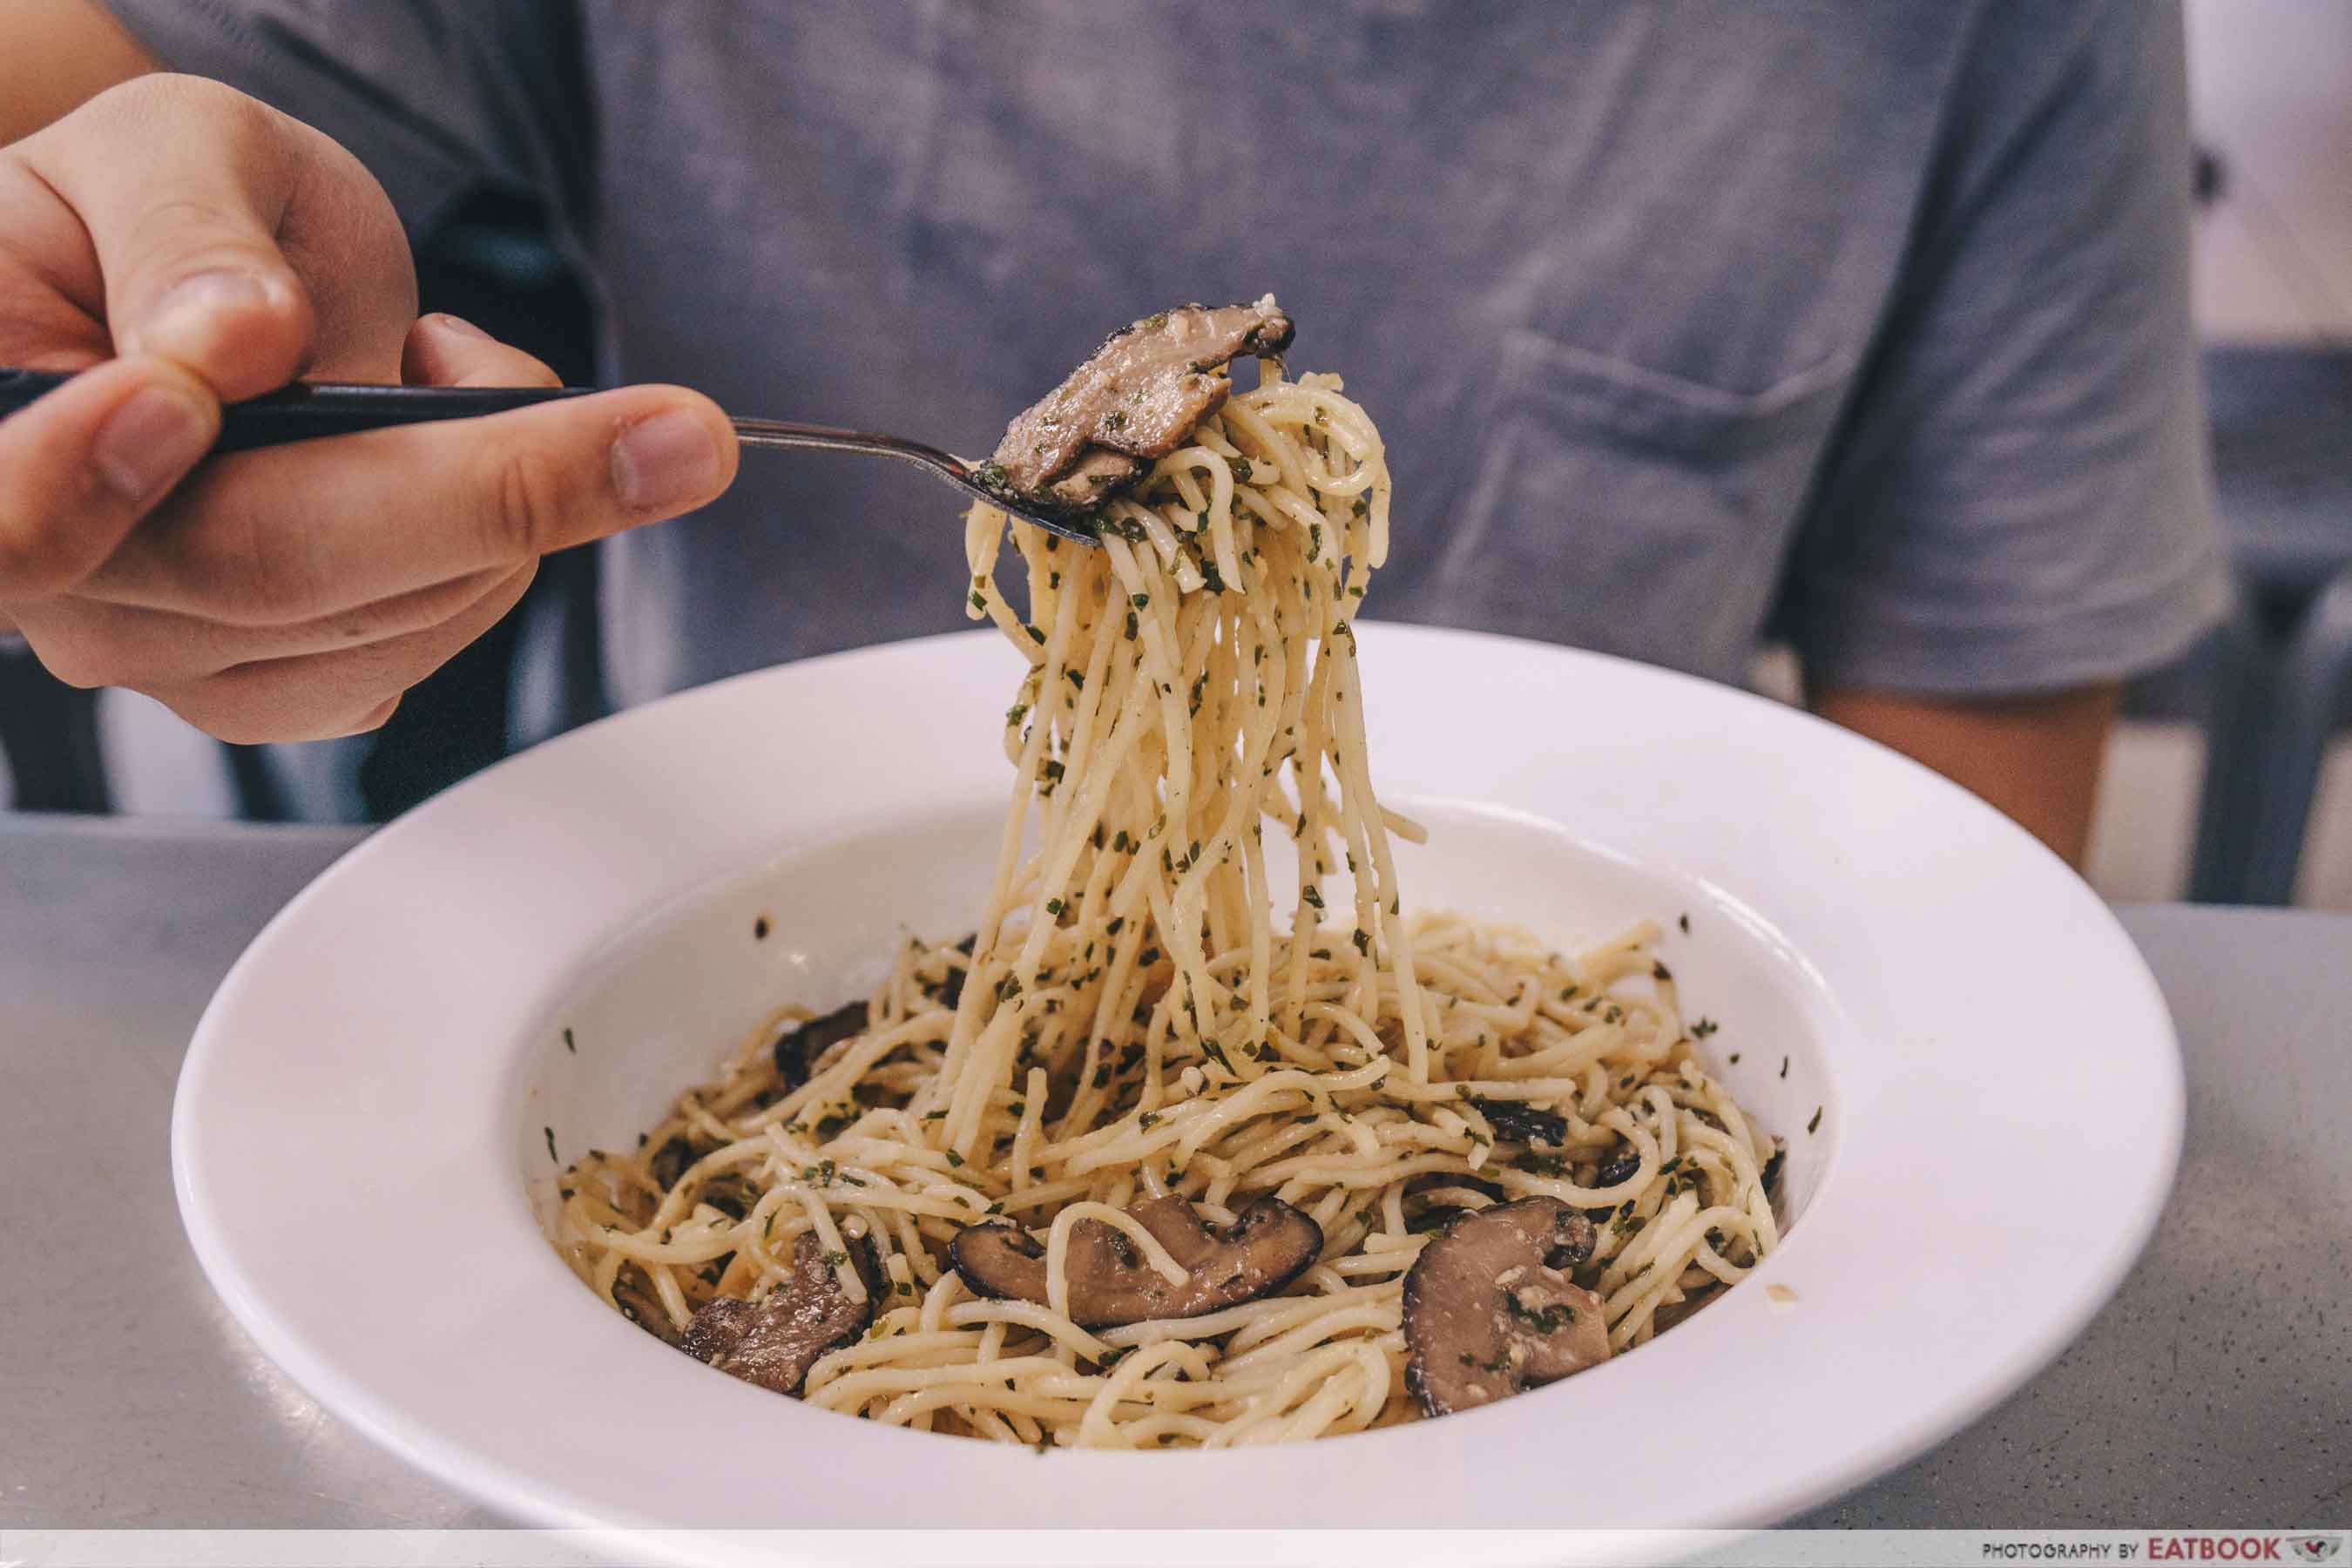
left=140, top=270, right=275, bottom=348
left=611, top=410, right=722, bottom=511
left=94, top=385, right=214, bottom=502
left=429, top=312, right=490, bottom=340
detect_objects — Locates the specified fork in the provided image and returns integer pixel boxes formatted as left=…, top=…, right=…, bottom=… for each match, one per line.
left=0, top=367, right=1101, bottom=545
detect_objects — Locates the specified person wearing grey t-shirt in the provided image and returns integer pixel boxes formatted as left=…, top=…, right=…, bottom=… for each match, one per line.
left=0, top=2, right=2227, bottom=862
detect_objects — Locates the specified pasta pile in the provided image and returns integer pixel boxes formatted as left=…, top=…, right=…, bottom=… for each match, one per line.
left=558, top=365, right=1780, bottom=1447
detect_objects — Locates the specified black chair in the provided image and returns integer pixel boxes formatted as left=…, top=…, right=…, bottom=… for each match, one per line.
left=2183, top=346, right=2352, bottom=903
left=2189, top=567, right=2352, bottom=904
left=0, top=658, right=107, bottom=812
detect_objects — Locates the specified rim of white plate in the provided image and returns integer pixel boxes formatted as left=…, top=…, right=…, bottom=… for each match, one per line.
left=172, top=624, right=2180, bottom=1558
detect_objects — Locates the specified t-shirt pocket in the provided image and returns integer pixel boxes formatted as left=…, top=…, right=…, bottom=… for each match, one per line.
left=1426, top=328, right=1855, bottom=686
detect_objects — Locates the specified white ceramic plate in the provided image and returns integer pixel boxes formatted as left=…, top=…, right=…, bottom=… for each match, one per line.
left=174, top=625, right=2180, bottom=1554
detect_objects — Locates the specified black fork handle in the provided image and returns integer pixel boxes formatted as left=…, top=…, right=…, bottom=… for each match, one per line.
left=0, top=367, right=590, bottom=454
left=0, top=364, right=1111, bottom=544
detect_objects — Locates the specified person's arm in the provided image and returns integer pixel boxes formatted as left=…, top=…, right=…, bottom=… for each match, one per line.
left=0, top=0, right=154, bottom=639
left=1813, top=683, right=2119, bottom=867
left=1777, top=0, right=2228, bottom=871
left=0, top=0, right=155, bottom=146
left=0, top=2, right=697, bottom=740
left=0, top=77, right=737, bottom=740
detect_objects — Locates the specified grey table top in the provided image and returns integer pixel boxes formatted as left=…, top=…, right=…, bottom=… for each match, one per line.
left=3, top=814, right=2347, bottom=1530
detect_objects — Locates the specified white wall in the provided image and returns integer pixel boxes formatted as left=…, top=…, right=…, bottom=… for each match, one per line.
left=2185, top=0, right=2352, bottom=342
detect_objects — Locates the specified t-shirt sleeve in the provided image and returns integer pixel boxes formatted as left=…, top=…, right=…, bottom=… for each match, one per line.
left=1776, top=0, right=2231, bottom=697
left=94, top=0, right=588, bottom=240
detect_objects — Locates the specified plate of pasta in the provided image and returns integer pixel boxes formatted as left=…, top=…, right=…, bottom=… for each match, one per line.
left=173, top=326, right=2181, bottom=1558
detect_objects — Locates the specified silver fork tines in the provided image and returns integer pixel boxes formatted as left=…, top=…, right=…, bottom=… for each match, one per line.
left=729, top=418, right=1099, bottom=544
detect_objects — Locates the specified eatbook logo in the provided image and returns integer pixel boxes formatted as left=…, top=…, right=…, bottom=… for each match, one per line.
left=2290, top=1539, right=2343, bottom=1565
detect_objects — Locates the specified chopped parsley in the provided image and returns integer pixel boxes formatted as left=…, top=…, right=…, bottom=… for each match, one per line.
left=1502, top=1292, right=1578, bottom=1334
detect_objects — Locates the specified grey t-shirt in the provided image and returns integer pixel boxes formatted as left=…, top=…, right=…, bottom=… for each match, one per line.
left=105, top=0, right=2227, bottom=720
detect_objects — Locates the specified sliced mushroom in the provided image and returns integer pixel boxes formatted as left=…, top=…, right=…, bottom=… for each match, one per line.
left=989, top=297, right=1296, bottom=511
left=1403, top=1197, right=1612, bottom=1416
left=923, top=934, right=980, bottom=1011
left=1592, top=1140, right=1642, bottom=1188
left=1042, top=446, right=1142, bottom=510
left=950, top=1193, right=1321, bottom=1328
left=1406, top=1171, right=1506, bottom=1203
left=693, top=1171, right=758, bottom=1221
left=680, top=1230, right=878, bottom=1396
left=1648, top=1288, right=1715, bottom=1335
left=1466, top=1096, right=1569, bottom=1146
left=1402, top=1172, right=1502, bottom=1234
left=771, top=998, right=869, bottom=1089
left=648, top=1134, right=700, bottom=1192
left=611, top=1263, right=682, bottom=1348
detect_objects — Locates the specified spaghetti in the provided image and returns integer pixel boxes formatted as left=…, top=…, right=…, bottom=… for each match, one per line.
left=557, top=352, right=1781, bottom=1448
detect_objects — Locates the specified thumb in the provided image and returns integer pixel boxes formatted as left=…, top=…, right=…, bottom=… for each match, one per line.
left=17, top=76, right=318, bottom=401
left=0, top=356, right=219, bottom=599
